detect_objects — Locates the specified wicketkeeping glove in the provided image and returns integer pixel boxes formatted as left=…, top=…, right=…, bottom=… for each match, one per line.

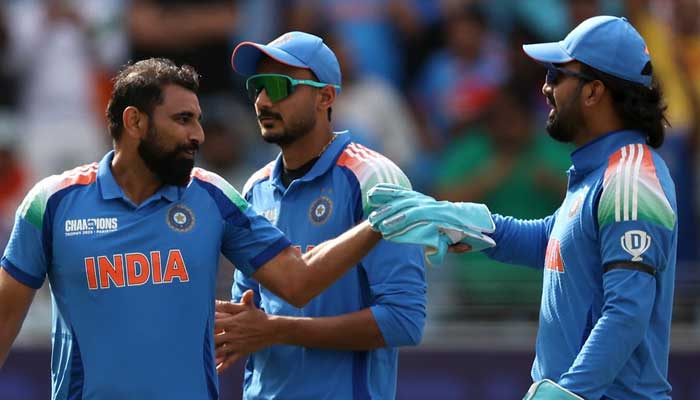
left=522, top=380, right=584, bottom=400
left=367, top=184, right=496, bottom=264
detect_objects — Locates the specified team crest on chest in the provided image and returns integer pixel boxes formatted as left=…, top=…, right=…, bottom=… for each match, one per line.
left=309, top=196, right=333, bottom=225
left=167, top=205, right=195, bottom=232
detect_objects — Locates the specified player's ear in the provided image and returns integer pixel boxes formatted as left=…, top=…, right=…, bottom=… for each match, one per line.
left=123, top=106, right=148, bottom=140
left=583, top=80, right=606, bottom=107
left=317, top=85, right=336, bottom=113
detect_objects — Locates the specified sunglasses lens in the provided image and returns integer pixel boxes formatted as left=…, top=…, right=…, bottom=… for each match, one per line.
left=246, top=75, right=292, bottom=102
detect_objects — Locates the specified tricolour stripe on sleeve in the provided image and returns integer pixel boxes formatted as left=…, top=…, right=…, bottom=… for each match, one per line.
left=191, top=168, right=249, bottom=212
left=337, top=142, right=411, bottom=216
left=599, top=144, right=675, bottom=230
left=19, top=163, right=98, bottom=229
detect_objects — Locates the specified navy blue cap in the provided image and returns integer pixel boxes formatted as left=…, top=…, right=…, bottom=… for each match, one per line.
left=523, top=16, right=652, bottom=87
left=231, top=31, right=342, bottom=92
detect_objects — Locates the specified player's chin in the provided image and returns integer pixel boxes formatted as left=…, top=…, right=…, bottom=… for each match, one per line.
left=261, top=130, right=287, bottom=144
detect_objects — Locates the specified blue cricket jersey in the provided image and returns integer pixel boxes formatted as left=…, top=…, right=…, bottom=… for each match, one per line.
left=485, top=130, right=677, bottom=399
left=232, top=132, right=426, bottom=400
left=1, top=151, right=290, bottom=400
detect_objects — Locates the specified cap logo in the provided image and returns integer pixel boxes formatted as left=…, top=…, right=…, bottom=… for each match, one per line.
left=269, top=33, right=294, bottom=47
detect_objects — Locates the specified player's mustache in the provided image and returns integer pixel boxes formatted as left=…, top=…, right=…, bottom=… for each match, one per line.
left=257, top=110, right=282, bottom=121
left=177, top=141, right=199, bottom=153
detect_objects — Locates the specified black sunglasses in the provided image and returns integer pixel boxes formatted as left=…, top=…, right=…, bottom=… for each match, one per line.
left=545, top=66, right=595, bottom=85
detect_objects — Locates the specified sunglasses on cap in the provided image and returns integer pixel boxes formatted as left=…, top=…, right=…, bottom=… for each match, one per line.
left=246, top=73, right=341, bottom=103
left=545, top=66, right=595, bottom=85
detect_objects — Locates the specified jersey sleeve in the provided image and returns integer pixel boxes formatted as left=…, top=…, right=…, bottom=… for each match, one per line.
left=337, top=142, right=412, bottom=219
left=1, top=179, right=52, bottom=288
left=596, top=144, right=676, bottom=271
left=483, top=213, right=557, bottom=269
left=364, top=240, right=426, bottom=347
left=231, top=269, right=262, bottom=307
left=192, top=169, right=290, bottom=278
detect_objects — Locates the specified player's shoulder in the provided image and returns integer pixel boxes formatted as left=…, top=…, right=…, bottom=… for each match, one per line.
left=18, top=162, right=99, bottom=227
left=242, top=160, right=275, bottom=197
left=190, top=167, right=249, bottom=211
left=336, top=142, right=412, bottom=190
left=598, top=143, right=675, bottom=229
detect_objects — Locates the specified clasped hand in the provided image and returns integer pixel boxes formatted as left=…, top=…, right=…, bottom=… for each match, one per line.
left=214, top=290, right=278, bottom=373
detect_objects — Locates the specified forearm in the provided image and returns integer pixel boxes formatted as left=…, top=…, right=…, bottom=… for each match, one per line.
left=287, top=221, right=381, bottom=307
left=483, top=214, right=551, bottom=268
left=558, top=270, right=655, bottom=398
left=274, top=308, right=385, bottom=350
left=0, top=268, right=36, bottom=367
left=0, top=315, right=24, bottom=367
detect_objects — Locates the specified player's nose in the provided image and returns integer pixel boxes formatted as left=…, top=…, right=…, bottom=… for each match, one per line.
left=191, top=121, right=205, bottom=145
left=542, top=82, right=553, bottom=97
left=255, top=89, right=273, bottom=108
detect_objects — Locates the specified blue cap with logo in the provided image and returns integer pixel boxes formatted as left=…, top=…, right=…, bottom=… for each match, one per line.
left=522, top=16, right=652, bottom=87
left=231, top=31, right=342, bottom=92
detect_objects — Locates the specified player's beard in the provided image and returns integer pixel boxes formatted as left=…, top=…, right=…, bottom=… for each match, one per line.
left=258, top=107, right=317, bottom=146
left=138, top=123, right=198, bottom=187
left=546, top=83, right=586, bottom=143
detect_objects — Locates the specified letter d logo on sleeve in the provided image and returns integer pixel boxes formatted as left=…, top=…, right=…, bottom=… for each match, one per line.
left=621, top=230, right=651, bottom=262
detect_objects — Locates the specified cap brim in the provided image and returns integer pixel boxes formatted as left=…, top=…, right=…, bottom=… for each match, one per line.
left=522, top=42, right=574, bottom=66
left=231, top=42, right=310, bottom=76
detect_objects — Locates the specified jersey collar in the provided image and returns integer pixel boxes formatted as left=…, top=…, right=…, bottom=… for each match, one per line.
left=269, top=131, right=352, bottom=190
left=570, top=130, right=646, bottom=175
left=97, top=151, right=180, bottom=205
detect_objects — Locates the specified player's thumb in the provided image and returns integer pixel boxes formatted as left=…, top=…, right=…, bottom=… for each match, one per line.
left=241, top=289, right=255, bottom=308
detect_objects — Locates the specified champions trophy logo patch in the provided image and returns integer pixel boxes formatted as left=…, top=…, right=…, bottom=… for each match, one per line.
left=309, top=196, right=333, bottom=225
left=621, top=230, right=651, bottom=262
left=167, top=205, right=195, bottom=232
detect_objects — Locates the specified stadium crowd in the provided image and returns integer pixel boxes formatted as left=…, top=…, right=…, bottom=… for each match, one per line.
left=0, top=0, right=698, bottom=334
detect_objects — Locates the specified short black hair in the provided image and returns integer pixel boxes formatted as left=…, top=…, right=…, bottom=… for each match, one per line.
left=580, top=63, right=668, bottom=148
left=106, top=58, right=199, bottom=140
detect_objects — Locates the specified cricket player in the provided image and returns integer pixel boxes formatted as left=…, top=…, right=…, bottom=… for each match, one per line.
left=213, top=31, right=426, bottom=399
left=369, top=16, right=677, bottom=400
left=0, top=58, right=387, bottom=400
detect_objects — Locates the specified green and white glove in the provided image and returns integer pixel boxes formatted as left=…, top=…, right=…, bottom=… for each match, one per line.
left=523, top=380, right=584, bottom=400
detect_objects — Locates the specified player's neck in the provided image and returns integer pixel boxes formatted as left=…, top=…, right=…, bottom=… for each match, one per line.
left=280, top=128, right=335, bottom=170
left=111, top=149, right=163, bottom=206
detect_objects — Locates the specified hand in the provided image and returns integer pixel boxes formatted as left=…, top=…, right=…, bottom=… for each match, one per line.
left=449, top=243, right=472, bottom=253
left=368, top=184, right=495, bottom=235
left=214, top=290, right=279, bottom=373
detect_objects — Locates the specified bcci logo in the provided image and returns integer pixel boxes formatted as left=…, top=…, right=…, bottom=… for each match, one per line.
left=621, top=230, right=651, bottom=262
left=309, top=196, right=332, bottom=225
left=167, top=205, right=195, bottom=232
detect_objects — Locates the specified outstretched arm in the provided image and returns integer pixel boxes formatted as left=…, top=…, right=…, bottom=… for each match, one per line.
left=251, top=221, right=382, bottom=308
left=483, top=214, right=556, bottom=269
left=0, top=267, right=37, bottom=367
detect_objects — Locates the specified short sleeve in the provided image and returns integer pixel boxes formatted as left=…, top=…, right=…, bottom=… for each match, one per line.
left=191, top=168, right=290, bottom=278
left=221, top=206, right=290, bottom=277
left=597, top=144, right=676, bottom=271
left=1, top=182, right=51, bottom=288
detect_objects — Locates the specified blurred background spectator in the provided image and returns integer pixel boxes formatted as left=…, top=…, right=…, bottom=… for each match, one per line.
left=1, top=1, right=699, bottom=398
